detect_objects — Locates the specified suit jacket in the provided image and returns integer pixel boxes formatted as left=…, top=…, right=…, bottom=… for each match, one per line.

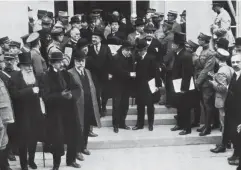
left=30, top=48, right=47, bottom=76
left=127, top=31, right=147, bottom=46
left=144, top=38, right=162, bottom=64
left=135, top=53, right=161, bottom=104
left=0, top=70, right=11, bottom=87
left=87, top=43, right=112, bottom=87
left=107, top=31, right=126, bottom=44
left=172, top=21, right=182, bottom=33
left=213, top=63, right=233, bottom=108
left=68, top=68, right=101, bottom=128
left=161, top=31, right=174, bottom=58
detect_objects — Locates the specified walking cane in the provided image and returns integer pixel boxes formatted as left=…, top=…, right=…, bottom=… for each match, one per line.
left=42, top=143, right=46, bottom=167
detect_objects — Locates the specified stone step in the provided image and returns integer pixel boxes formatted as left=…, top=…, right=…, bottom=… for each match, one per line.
left=105, top=105, right=176, bottom=116
left=101, top=114, right=176, bottom=127
left=36, top=125, right=221, bottom=151
left=106, top=98, right=135, bottom=106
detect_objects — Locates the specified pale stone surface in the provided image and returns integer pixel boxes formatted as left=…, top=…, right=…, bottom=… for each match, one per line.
left=10, top=145, right=235, bottom=170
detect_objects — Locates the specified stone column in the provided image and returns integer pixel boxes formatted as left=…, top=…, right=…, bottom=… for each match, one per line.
left=67, top=0, right=74, bottom=17
left=237, top=0, right=241, bottom=37
left=130, top=0, right=137, bottom=18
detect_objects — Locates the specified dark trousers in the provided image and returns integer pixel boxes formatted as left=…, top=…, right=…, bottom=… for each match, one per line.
left=18, top=139, right=37, bottom=168
left=193, top=91, right=201, bottom=124
left=6, top=123, right=17, bottom=157
left=112, top=90, right=129, bottom=127
left=222, top=115, right=231, bottom=146
left=0, top=148, right=8, bottom=170
left=200, top=87, right=214, bottom=129
left=165, top=71, right=173, bottom=105
left=83, top=123, right=90, bottom=149
left=136, top=102, right=154, bottom=127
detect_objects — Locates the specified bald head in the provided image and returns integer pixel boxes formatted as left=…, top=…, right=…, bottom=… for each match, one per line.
left=231, top=54, right=241, bottom=72
left=70, top=28, right=81, bottom=42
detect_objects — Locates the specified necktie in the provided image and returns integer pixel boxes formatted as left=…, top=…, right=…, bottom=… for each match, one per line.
left=95, top=45, right=99, bottom=54
left=233, top=73, right=237, bottom=82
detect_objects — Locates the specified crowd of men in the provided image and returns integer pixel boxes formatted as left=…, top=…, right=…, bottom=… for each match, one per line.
left=1, top=1, right=241, bottom=170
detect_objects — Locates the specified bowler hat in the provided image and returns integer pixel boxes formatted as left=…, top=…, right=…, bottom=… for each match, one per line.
left=216, top=48, right=230, bottom=61
left=73, top=50, right=87, bottom=61
left=76, top=38, right=89, bottom=49
left=121, top=40, right=133, bottom=49
left=144, top=24, right=156, bottom=32
left=70, top=15, right=81, bottom=24
left=173, top=32, right=186, bottom=45
left=198, top=32, right=211, bottom=41
left=235, top=37, right=241, bottom=46
left=50, top=51, right=64, bottom=62
left=185, top=40, right=199, bottom=50
left=17, top=52, right=32, bottom=66
left=216, top=38, right=229, bottom=50
left=135, top=39, right=148, bottom=51
left=135, top=18, right=145, bottom=27
left=92, top=28, right=105, bottom=40
left=0, top=36, right=10, bottom=45
left=26, top=32, right=39, bottom=43
left=9, top=41, right=21, bottom=48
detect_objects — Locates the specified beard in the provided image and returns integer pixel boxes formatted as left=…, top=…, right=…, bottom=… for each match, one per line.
left=22, top=70, right=36, bottom=85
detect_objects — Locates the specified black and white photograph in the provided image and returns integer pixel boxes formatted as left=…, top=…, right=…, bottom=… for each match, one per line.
left=0, top=0, right=241, bottom=169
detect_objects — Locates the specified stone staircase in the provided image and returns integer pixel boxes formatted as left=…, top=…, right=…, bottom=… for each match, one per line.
left=36, top=98, right=221, bottom=151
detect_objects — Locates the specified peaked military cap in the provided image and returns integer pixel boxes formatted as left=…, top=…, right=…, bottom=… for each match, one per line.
left=9, top=41, right=21, bottom=48
left=26, top=32, right=40, bottom=43
left=198, top=32, right=211, bottom=41
left=42, top=15, right=52, bottom=24
left=4, top=52, right=15, bottom=60
left=0, top=36, right=10, bottom=45
left=51, top=28, right=64, bottom=35
left=167, top=10, right=178, bottom=16
left=92, top=9, right=103, bottom=14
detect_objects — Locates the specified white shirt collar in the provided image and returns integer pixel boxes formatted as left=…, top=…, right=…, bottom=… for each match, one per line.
left=75, top=67, right=84, bottom=75
left=53, top=67, right=58, bottom=72
left=176, top=48, right=183, bottom=55
left=142, top=52, right=147, bottom=59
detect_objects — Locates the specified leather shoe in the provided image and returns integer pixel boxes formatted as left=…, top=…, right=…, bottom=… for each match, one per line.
left=210, top=145, right=226, bottom=153
left=179, top=129, right=191, bottom=135
left=28, top=161, right=37, bottom=169
left=226, top=142, right=232, bottom=149
left=88, top=131, right=98, bottom=137
left=82, top=149, right=91, bottom=155
left=119, top=125, right=131, bottom=130
left=148, top=125, right=153, bottom=131
left=21, top=167, right=28, bottom=170
left=114, top=127, right=119, bottom=133
left=199, top=128, right=211, bottom=136
left=132, top=126, right=144, bottom=130
left=76, top=152, right=84, bottom=161
left=197, top=125, right=205, bottom=132
left=229, top=158, right=239, bottom=166
left=52, top=166, right=59, bottom=170
left=67, top=162, right=81, bottom=168
left=170, top=125, right=182, bottom=131
left=228, top=154, right=238, bottom=161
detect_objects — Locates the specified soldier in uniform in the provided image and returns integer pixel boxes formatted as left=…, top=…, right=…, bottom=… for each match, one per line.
left=0, top=37, right=10, bottom=53
left=127, top=18, right=146, bottom=46
left=167, top=10, right=182, bottom=33
left=180, top=10, right=186, bottom=34
left=4, top=52, right=20, bottom=76
left=56, top=11, right=71, bottom=33
left=195, top=32, right=216, bottom=136
left=211, top=2, right=235, bottom=51
left=47, top=28, right=64, bottom=59
left=153, top=12, right=165, bottom=41
left=9, top=41, right=21, bottom=55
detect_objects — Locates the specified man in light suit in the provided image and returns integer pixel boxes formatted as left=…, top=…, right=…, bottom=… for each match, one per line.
left=68, top=50, right=101, bottom=156
left=211, top=2, right=235, bottom=50
left=167, top=10, right=182, bottom=33
left=127, top=18, right=146, bottom=46
left=209, top=48, right=233, bottom=153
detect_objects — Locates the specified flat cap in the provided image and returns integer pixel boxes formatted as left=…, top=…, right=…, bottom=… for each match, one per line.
left=0, top=36, right=10, bottom=45
left=9, top=41, right=21, bottom=48
left=198, top=32, right=211, bottom=41
left=58, top=11, right=68, bottom=17
left=26, top=32, right=40, bottom=43
left=167, top=10, right=178, bottom=16
left=51, top=27, right=64, bottom=35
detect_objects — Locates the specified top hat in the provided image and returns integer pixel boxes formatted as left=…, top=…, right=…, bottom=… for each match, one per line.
left=17, top=52, right=32, bottom=66
left=0, top=36, right=10, bottom=45
left=135, top=18, right=145, bottom=27
left=76, top=38, right=89, bottom=49
left=235, top=37, right=241, bottom=46
left=135, top=39, right=148, bottom=51
left=50, top=51, right=64, bottom=62
left=185, top=40, right=199, bottom=50
left=26, top=32, right=40, bottom=44
left=180, top=10, right=186, bottom=16
left=9, top=41, right=21, bottom=48
left=216, top=38, right=229, bottom=50
left=198, top=32, right=211, bottom=41
left=173, top=32, right=186, bottom=45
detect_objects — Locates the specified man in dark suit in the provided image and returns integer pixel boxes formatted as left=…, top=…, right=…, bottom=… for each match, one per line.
left=87, top=29, right=112, bottom=117
left=68, top=50, right=101, bottom=156
left=42, top=51, right=80, bottom=170
left=226, top=54, right=241, bottom=166
left=8, top=52, right=45, bottom=170
left=111, top=41, right=135, bottom=133
left=132, top=39, right=161, bottom=131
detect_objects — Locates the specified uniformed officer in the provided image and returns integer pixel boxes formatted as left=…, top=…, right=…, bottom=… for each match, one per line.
left=153, top=12, right=165, bottom=41
left=9, top=41, right=21, bottom=56
left=167, top=10, right=182, bottom=33
left=47, top=28, right=64, bottom=59
left=56, top=11, right=71, bottom=33
left=195, top=32, right=216, bottom=136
